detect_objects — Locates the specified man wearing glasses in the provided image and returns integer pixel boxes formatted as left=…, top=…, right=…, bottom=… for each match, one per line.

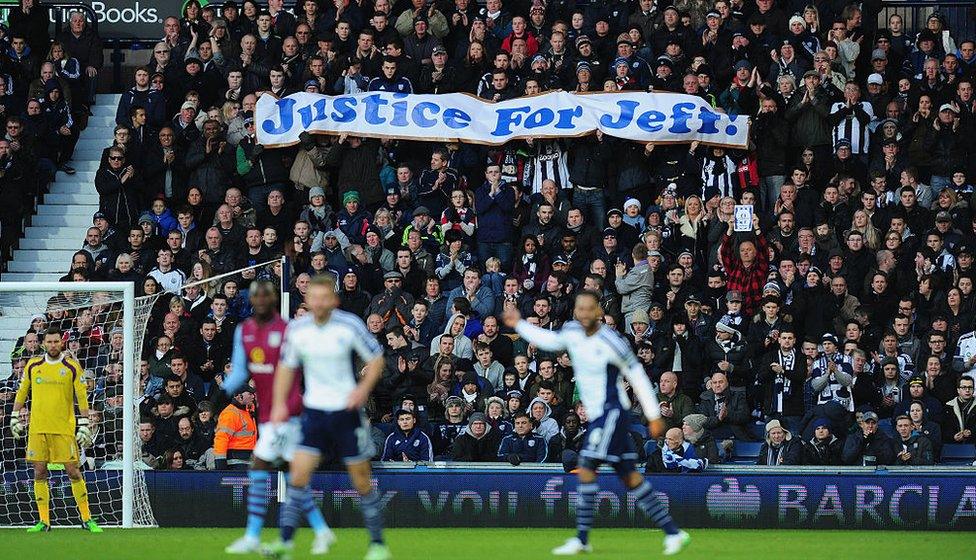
left=943, top=378, right=976, bottom=444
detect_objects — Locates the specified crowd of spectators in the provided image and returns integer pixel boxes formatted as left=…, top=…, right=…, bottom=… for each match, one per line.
left=3, top=0, right=976, bottom=471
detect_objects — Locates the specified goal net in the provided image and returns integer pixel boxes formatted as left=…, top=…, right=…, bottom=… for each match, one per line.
left=0, top=260, right=281, bottom=528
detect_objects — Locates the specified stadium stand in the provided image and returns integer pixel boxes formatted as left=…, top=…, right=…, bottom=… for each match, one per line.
left=2, top=0, right=976, bottom=481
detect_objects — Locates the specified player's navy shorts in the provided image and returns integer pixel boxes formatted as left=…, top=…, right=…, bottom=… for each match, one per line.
left=579, top=407, right=638, bottom=474
left=298, top=408, right=376, bottom=464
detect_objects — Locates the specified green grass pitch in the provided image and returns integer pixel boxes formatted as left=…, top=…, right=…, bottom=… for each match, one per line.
left=2, top=528, right=973, bottom=559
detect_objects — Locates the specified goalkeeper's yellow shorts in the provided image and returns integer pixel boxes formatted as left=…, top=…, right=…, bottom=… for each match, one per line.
left=26, top=433, right=79, bottom=464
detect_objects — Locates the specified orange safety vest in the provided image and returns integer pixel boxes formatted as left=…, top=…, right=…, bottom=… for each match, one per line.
left=214, top=403, right=257, bottom=460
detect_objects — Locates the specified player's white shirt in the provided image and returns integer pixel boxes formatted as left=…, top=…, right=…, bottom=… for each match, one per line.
left=955, top=331, right=976, bottom=379
left=515, top=320, right=660, bottom=422
left=281, top=310, right=383, bottom=411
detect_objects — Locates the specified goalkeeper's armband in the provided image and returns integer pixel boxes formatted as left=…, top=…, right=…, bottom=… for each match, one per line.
left=9, top=415, right=24, bottom=438
left=76, top=417, right=92, bottom=448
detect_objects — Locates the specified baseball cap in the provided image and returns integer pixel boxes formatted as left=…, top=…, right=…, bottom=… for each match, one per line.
left=821, top=333, right=839, bottom=345
left=180, top=101, right=196, bottom=111
left=871, top=48, right=887, bottom=60
left=432, top=45, right=447, bottom=55
left=936, top=211, right=952, bottom=222
left=726, top=290, right=743, bottom=302
left=939, top=103, right=959, bottom=114
left=413, top=206, right=430, bottom=217
left=867, top=73, right=883, bottom=85
left=552, top=254, right=569, bottom=265
left=92, top=211, right=108, bottom=223
left=602, top=227, right=616, bottom=238
left=861, top=411, right=879, bottom=422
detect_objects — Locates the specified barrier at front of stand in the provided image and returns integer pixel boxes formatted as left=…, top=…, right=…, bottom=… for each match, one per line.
left=141, top=469, right=976, bottom=530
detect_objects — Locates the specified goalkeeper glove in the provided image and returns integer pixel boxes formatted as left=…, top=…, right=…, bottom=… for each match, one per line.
left=76, top=416, right=92, bottom=448
left=9, top=415, right=24, bottom=438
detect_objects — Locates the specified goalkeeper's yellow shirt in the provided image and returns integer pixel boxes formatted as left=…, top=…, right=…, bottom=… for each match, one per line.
left=14, top=354, right=87, bottom=435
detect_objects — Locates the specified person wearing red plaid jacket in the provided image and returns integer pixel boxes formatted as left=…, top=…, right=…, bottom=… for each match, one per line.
left=719, top=214, right=769, bottom=318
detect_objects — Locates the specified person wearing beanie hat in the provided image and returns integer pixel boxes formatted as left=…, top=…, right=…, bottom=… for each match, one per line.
left=449, top=411, right=503, bottom=462
left=802, top=418, right=842, bottom=465
left=680, top=412, right=720, bottom=465
left=380, top=408, right=434, bottom=462
left=337, top=190, right=371, bottom=245
left=756, top=419, right=802, bottom=465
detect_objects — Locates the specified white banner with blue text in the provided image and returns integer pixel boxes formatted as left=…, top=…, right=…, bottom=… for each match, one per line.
left=256, top=90, right=750, bottom=148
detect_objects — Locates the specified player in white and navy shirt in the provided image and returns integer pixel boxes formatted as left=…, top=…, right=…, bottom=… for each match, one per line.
left=503, top=292, right=690, bottom=556
left=266, top=276, right=391, bottom=560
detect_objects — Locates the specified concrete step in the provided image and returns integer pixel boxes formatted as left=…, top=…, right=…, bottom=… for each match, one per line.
left=43, top=193, right=100, bottom=205
left=31, top=214, right=93, bottom=227
left=48, top=183, right=97, bottom=195
left=20, top=238, right=85, bottom=250
left=60, top=161, right=100, bottom=171
left=69, top=149, right=105, bottom=160
left=0, top=272, right=64, bottom=282
left=7, top=261, right=67, bottom=273
left=25, top=226, right=86, bottom=238
left=51, top=171, right=96, bottom=182
left=37, top=204, right=99, bottom=216
left=13, top=249, right=82, bottom=262
left=85, top=116, right=116, bottom=127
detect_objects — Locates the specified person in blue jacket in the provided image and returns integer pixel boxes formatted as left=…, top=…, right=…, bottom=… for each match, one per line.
left=497, top=412, right=547, bottom=464
left=381, top=409, right=433, bottom=462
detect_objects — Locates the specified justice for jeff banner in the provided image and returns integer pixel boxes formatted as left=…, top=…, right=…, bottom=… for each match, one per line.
left=255, top=91, right=750, bottom=148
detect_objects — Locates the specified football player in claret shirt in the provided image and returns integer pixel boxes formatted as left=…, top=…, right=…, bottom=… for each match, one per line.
left=11, top=327, right=102, bottom=533
left=222, top=281, right=334, bottom=555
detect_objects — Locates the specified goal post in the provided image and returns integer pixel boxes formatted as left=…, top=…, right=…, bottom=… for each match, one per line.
left=0, top=281, right=151, bottom=528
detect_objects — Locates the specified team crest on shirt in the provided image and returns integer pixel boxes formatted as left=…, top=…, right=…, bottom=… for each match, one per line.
left=60, top=369, right=67, bottom=377
left=413, top=440, right=420, bottom=447
left=528, top=440, right=535, bottom=447
left=268, top=332, right=282, bottom=347
left=35, top=377, right=42, bottom=384
left=250, top=347, right=266, bottom=363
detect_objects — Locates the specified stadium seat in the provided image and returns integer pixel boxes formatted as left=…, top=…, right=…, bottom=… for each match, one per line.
left=939, top=444, right=976, bottom=465
left=630, top=424, right=649, bottom=439
left=748, top=422, right=765, bottom=440
left=730, top=441, right=763, bottom=464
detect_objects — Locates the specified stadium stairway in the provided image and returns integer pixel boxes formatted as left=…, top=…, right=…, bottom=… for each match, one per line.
left=0, top=93, right=121, bottom=367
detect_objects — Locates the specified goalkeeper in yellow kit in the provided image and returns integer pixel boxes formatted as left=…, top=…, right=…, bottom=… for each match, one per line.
left=10, top=327, right=102, bottom=533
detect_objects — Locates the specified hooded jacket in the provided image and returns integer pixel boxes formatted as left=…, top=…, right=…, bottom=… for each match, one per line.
left=429, top=313, right=473, bottom=359
left=450, top=420, right=502, bottom=462
left=528, top=397, right=559, bottom=442
left=757, top=428, right=803, bottom=465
